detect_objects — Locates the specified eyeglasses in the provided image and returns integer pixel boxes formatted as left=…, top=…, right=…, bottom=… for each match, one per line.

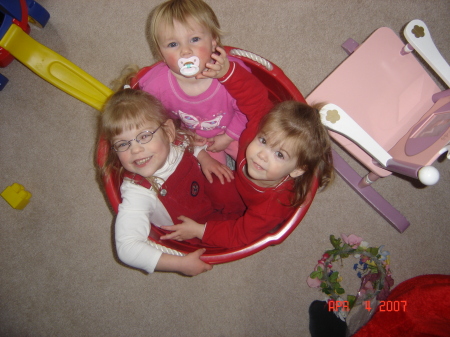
left=111, top=125, right=162, bottom=152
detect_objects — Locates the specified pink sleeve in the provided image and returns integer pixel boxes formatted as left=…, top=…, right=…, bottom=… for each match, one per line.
left=224, top=109, right=247, bottom=140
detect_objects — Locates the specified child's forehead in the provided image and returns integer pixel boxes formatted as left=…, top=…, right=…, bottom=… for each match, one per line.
left=261, top=130, right=297, bottom=151
left=159, top=16, right=208, bottom=36
left=112, top=121, right=158, bottom=139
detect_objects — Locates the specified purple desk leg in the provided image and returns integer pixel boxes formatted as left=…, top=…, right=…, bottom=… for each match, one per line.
left=332, top=149, right=410, bottom=233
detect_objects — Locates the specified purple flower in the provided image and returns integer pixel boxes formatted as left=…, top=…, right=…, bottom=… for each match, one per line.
left=376, top=274, right=394, bottom=301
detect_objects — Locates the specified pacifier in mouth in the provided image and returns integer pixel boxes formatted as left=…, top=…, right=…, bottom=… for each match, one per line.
left=178, top=56, right=200, bottom=76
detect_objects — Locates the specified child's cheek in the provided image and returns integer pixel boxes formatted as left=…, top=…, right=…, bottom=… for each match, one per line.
left=204, top=47, right=215, bottom=59
left=116, top=152, right=128, bottom=165
left=165, top=55, right=179, bottom=70
left=195, top=46, right=214, bottom=62
left=245, top=138, right=258, bottom=159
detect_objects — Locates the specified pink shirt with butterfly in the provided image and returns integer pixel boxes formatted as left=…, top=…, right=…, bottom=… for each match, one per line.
left=138, top=58, right=249, bottom=161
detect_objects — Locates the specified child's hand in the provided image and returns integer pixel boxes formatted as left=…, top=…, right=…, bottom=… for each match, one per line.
left=157, top=249, right=212, bottom=276
left=180, top=249, right=213, bottom=276
left=197, top=150, right=234, bottom=184
left=206, top=133, right=234, bottom=153
left=160, top=216, right=205, bottom=241
left=193, top=134, right=208, bottom=146
left=196, top=46, right=230, bottom=79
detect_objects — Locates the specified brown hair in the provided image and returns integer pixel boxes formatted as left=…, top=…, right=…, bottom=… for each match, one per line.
left=147, top=0, right=224, bottom=60
left=97, top=89, right=189, bottom=190
left=258, top=101, right=334, bottom=207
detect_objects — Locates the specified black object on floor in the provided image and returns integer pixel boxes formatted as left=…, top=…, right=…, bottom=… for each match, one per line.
left=309, top=300, right=347, bottom=337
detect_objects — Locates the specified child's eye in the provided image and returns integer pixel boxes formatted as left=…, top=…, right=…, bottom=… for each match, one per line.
left=191, top=37, right=200, bottom=43
left=259, top=137, right=266, bottom=145
left=116, top=141, right=129, bottom=149
left=275, top=151, right=284, bottom=159
left=167, top=42, right=178, bottom=48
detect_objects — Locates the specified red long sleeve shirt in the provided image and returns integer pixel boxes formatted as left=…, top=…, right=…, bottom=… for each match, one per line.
left=202, top=62, right=297, bottom=248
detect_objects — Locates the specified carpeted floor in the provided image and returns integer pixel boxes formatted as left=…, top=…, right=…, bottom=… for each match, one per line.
left=1, top=1, right=449, bottom=336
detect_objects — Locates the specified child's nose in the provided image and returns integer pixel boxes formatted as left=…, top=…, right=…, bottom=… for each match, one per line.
left=257, top=149, right=268, bottom=161
left=180, top=44, right=192, bottom=56
left=130, top=141, right=144, bottom=154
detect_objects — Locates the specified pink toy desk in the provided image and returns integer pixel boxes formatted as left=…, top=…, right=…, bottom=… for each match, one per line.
left=307, top=20, right=450, bottom=232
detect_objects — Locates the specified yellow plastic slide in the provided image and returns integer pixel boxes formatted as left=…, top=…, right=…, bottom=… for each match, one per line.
left=0, top=24, right=112, bottom=110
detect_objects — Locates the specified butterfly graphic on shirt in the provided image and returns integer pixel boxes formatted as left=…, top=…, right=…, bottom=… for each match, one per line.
left=177, top=111, right=225, bottom=131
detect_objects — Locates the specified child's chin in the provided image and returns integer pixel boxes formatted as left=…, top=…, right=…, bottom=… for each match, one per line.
left=247, top=168, right=263, bottom=181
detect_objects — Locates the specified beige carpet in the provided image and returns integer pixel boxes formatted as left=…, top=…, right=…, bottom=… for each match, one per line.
left=1, top=1, right=449, bottom=336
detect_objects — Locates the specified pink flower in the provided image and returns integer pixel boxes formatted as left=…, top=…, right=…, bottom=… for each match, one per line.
left=307, top=264, right=324, bottom=288
left=306, top=276, right=322, bottom=288
left=360, top=256, right=370, bottom=263
left=317, top=253, right=332, bottom=268
left=341, top=234, right=363, bottom=248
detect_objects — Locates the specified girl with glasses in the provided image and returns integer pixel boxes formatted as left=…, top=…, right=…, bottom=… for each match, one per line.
left=98, top=86, right=245, bottom=276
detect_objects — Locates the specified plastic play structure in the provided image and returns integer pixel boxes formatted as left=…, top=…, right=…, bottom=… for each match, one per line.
left=307, top=20, right=449, bottom=233
left=97, top=46, right=320, bottom=264
left=1, top=0, right=49, bottom=89
left=0, top=0, right=112, bottom=107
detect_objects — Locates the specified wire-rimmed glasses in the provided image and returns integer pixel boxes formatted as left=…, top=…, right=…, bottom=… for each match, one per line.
left=111, top=125, right=162, bottom=152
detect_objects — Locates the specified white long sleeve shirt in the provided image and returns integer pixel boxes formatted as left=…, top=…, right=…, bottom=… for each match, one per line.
left=114, top=144, right=184, bottom=273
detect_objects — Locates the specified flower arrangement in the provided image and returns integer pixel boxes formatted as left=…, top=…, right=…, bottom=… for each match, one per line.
left=307, top=234, right=394, bottom=320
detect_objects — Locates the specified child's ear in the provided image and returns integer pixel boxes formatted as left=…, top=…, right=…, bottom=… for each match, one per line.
left=212, top=39, right=218, bottom=51
left=163, top=119, right=176, bottom=143
left=289, top=167, right=304, bottom=179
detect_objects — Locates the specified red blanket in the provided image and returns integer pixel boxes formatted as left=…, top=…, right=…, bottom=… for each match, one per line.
left=354, top=274, right=450, bottom=337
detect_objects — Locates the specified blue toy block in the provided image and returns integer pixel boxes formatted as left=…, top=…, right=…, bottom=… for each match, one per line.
left=0, top=72, right=8, bottom=90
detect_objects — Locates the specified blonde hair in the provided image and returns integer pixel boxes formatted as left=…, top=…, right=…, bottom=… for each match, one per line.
left=97, top=89, right=189, bottom=191
left=147, top=0, right=224, bottom=60
left=110, top=64, right=140, bottom=92
left=258, top=101, right=334, bottom=207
